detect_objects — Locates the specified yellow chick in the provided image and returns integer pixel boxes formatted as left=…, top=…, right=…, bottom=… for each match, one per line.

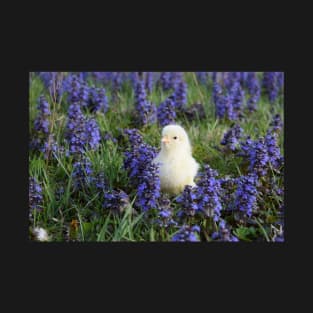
left=153, top=124, right=199, bottom=195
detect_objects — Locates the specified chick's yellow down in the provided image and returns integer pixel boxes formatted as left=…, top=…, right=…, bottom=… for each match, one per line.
left=152, top=124, right=199, bottom=195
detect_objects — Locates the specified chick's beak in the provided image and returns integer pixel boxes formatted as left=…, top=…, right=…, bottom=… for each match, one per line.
left=161, top=136, right=170, bottom=144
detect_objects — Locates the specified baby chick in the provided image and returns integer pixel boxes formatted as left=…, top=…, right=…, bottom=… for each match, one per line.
left=153, top=124, right=199, bottom=195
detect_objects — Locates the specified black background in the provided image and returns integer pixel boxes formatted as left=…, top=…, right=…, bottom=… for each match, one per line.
left=2, top=4, right=309, bottom=311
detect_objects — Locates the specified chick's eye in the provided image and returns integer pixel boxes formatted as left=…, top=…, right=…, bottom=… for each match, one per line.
left=173, top=136, right=178, bottom=140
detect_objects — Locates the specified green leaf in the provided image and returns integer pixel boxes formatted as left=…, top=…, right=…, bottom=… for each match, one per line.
left=150, top=227, right=155, bottom=241
left=233, top=226, right=258, bottom=242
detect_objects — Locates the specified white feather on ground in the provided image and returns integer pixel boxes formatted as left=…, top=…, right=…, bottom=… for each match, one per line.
left=32, top=227, right=50, bottom=241
left=152, top=124, right=199, bottom=195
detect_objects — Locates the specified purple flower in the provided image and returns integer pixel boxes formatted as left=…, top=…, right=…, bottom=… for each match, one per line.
left=246, top=73, right=261, bottom=111
left=229, top=81, right=245, bottom=118
left=238, top=136, right=253, bottom=158
left=176, top=165, right=222, bottom=222
left=34, top=95, right=50, bottom=134
left=249, top=138, right=270, bottom=176
left=136, top=162, right=161, bottom=211
left=64, top=74, right=90, bottom=107
left=89, top=87, right=109, bottom=113
left=85, top=119, right=101, bottom=149
left=216, top=94, right=236, bottom=120
left=270, top=114, right=283, bottom=133
left=30, top=95, right=57, bottom=158
left=90, top=72, right=108, bottom=84
left=129, top=72, right=140, bottom=89
left=196, top=72, right=208, bottom=85
left=66, top=106, right=87, bottom=154
left=123, top=129, right=160, bottom=212
left=157, top=96, right=176, bottom=127
left=211, top=219, right=239, bottom=242
left=144, top=72, right=154, bottom=94
left=65, top=103, right=101, bottom=155
left=196, top=165, right=223, bottom=221
left=37, top=72, right=65, bottom=101
left=113, top=72, right=123, bottom=90
left=221, top=124, right=243, bottom=151
left=171, top=225, right=200, bottom=242
left=72, top=157, right=94, bottom=191
left=78, top=85, right=90, bottom=107
left=37, top=72, right=53, bottom=89
left=212, top=82, right=223, bottom=106
left=169, top=72, right=184, bottom=90
left=123, top=128, right=144, bottom=146
left=212, top=72, right=217, bottom=82
left=215, top=78, right=245, bottom=120
left=173, top=80, right=187, bottom=110
left=276, top=72, right=284, bottom=91
left=224, top=72, right=241, bottom=89
left=158, top=72, right=171, bottom=91
left=265, top=131, right=283, bottom=169
left=29, top=177, right=43, bottom=212
left=246, top=72, right=258, bottom=93
left=77, top=72, right=89, bottom=81
left=103, top=189, right=130, bottom=214
left=234, top=174, right=258, bottom=217
left=239, top=72, right=248, bottom=86
left=239, top=136, right=270, bottom=177
left=134, top=80, right=157, bottom=126
left=176, top=185, right=200, bottom=217
left=155, top=198, right=177, bottom=228
left=262, top=72, right=280, bottom=103
left=94, top=172, right=108, bottom=192
left=219, top=177, right=237, bottom=211
left=213, top=81, right=239, bottom=120
left=124, top=141, right=157, bottom=180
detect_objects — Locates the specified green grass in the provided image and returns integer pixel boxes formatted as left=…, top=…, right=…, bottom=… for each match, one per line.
left=29, top=72, right=284, bottom=242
